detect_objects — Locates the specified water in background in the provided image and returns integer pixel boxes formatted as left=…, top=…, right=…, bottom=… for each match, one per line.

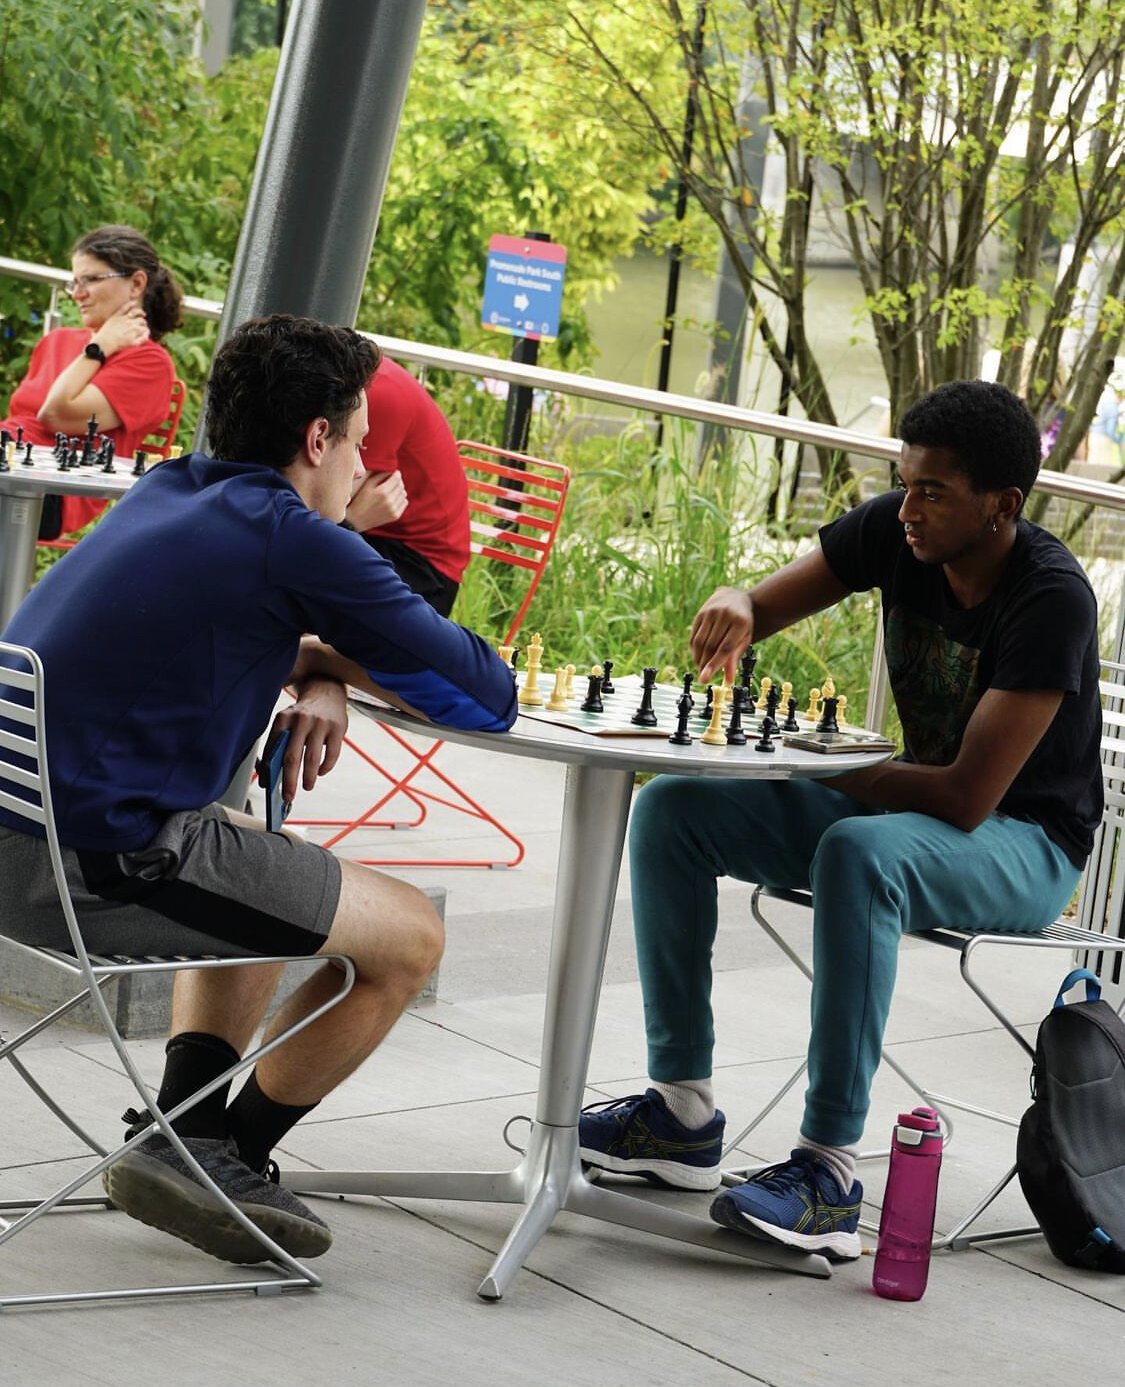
left=583, top=248, right=889, bottom=433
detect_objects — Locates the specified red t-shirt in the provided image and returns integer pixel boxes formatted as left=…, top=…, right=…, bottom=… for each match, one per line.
left=3, top=327, right=174, bottom=534
left=360, top=357, right=470, bottom=583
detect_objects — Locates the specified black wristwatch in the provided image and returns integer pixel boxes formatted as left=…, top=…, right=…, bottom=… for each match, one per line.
left=83, top=341, right=107, bottom=365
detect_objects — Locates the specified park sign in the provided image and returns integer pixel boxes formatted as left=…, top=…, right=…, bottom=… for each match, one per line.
left=481, top=234, right=567, bottom=341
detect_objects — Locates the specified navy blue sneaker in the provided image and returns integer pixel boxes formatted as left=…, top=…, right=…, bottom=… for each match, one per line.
left=578, top=1089, right=725, bottom=1191
left=710, top=1148, right=862, bottom=1259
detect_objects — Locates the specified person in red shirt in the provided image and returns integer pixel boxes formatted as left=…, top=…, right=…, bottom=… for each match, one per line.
left=343, top=355, right=469, bottom=616
left=3, top=225, right=183, bottom=537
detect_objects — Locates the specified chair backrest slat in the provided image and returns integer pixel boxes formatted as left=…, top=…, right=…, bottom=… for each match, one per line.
left=0, top=784, right=45, bottom=825
left=0, top=696, right=35, bottom=726
left=458, top=440, right=571, bottom=647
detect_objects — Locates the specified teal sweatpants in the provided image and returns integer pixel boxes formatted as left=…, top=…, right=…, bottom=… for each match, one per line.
left=628, top=774, right=1079, bottom=1146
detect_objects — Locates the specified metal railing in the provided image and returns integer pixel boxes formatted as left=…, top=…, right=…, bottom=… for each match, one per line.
left=6, top=252, right=1125, bottom=729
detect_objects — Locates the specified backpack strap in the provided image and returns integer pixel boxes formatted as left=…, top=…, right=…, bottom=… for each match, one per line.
left=1054, top=968, right=1102, bottom=1008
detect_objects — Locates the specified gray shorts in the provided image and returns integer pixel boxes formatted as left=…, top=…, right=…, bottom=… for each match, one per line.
left=0, top=805, right=342, bottom=958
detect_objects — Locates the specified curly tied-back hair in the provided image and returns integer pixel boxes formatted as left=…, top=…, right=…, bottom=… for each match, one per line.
left=898, top=379, right=1041, bottom=502
left=205, top=315, right=380, bottom=468
left=72, top=225, right=184, bottom=341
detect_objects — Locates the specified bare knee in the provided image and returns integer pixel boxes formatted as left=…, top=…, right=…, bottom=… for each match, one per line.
left=328, top=862, right=444, bottom=990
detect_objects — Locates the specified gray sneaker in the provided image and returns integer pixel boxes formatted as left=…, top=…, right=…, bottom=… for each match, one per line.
left=103, top=1133, right=332, bottom=1264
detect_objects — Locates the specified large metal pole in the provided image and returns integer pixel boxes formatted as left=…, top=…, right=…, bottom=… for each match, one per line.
left=208, top=0, right=426, bottom=808
left=198, top=0, right=427, bottom=452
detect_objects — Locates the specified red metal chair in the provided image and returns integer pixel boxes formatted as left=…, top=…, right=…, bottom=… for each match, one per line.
left=37, top=377, right=187, bottom=552
left=291, top=442, right=571, bottom=868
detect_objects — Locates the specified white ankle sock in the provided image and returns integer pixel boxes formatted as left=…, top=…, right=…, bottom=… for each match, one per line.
left=798, top=1134, right=858, bottom=1194
left=653, top=1079, right=715, bottom=1130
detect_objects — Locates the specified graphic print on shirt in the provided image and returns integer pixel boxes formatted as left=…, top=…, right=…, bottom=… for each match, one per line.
left=883, top=604, right=981, bottom=765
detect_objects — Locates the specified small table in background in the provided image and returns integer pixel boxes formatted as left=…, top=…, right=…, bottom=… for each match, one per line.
left=289, top=689, right=893, bottom=1300
left=0, top=446, right=138, bottom=627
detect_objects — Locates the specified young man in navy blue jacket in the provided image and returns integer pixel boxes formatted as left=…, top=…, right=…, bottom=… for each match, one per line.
left=0, top=315, right=516, bottom=1264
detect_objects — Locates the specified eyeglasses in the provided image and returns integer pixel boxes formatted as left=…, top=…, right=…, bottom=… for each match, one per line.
left=65, top=272, right=130, bottom=296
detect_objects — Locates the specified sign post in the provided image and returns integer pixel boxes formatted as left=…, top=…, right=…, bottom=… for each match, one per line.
left=481, top=233, right=567, bottom=454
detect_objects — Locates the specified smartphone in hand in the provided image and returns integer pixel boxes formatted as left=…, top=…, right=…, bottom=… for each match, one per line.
left=260, top=728, right=292, bottom=832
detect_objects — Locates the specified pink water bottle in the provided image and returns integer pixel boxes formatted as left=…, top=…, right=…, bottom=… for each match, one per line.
left=872, top=1106, right=943, bottom=1301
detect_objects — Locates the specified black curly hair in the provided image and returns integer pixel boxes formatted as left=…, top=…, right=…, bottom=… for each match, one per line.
left=205, top=314, right=380, bottom=468
left=72, top=225, right=183, bottom=341
left=898, top=380, right=1041, bottom=505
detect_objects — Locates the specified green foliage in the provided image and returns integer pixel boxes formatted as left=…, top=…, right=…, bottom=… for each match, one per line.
left=361, top=1, right=669, bottom=364
left=454, top=421, right=881, bottom=707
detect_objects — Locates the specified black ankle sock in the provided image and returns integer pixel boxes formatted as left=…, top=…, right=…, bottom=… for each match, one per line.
left=154, top=1031, right=242, bottom=1139
left=226, top=1070, right=318, bottom=1173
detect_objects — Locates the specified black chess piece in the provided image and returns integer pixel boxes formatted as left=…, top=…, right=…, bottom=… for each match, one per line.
left=581, top=670, right=605, bottom=713
left=0, top=431, right=9, bottom=473
left=754, top=718, right=777, bottom=754
left=726, top=685, right=748, bottom=746
left=600, top=658, right=615, bottom=694
left=133, top=449, right=148, bottom=477
left=765, top=683, right=781, bottom=728
left=14, top=425, right=23, bottom=449
left=782, top=696, right=800, bottom=732
left=100, top=439, right=116, bottom=474
left=53, top=432, right=67, bottom=462
left=22, top=441, right=34, bottom=466
left=668, top=689, right=694, bottom=746
left=67, top=438, right=80, bottom=469
left=631, top=666, right=658, bottom=726
left=697, top=684, right=714, bottom=722
left=739, top=646, right=757, bottom=701
left=816, top=695, right=840, bottom=734
left=680, top=671, right=695, bottom=708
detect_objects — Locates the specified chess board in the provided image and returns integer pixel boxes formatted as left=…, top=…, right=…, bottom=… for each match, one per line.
left=517, top=672, right=824, bottom=740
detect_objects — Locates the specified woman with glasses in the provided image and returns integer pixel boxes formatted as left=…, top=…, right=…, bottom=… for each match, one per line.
left=2, top=224, right=183, bottom=537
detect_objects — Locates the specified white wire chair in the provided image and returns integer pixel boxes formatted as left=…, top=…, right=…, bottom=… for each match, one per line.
left=0, top=640, right=356, bottom=1309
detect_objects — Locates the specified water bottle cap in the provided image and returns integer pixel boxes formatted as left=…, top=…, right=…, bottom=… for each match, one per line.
left=896, top=1107, right=940, bottom=1132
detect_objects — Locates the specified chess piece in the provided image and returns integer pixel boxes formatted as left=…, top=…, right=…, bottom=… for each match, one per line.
left=837, top=694, right=849, bottom=726
left=817, top=695, right=840, bottom=733
left=822, top=675, right=836, bottom=702
left=668, top=689, right=694, bottom=746
left=547, top=666, right=570, bottom=711
left=726, top=685, right=748, bottom=746
left=497, top=644, right=514, bottom=667
left=100, top=439, right=116, bottom=474
left=600, top=658, right=616, bottom=694
left=631, top=667, right=658, bottom=727
left=739, top=646, right=757, bottom=698
left=701, top=684, right=728, bottom=746
left=782, top=696, right=801, bottom=732
left=755, top=675, right=773, bottom=712
left=22, top=441, right=34, bottom=466
left=754, top=718, right=777, bottom=754
left=765, top=683, right=781, bottom=731
left=806, top=686, right=822, bottom=720
left=14, top=425, right=23, bottom=449
left=564, top=663, right=576, bottom=700
left=781, top=680, right=793, bottom=712
left=581, top=665, right=605, bottom=713
left=133, top=449, right=148, bottom=477
left=0, top=435, right=8, bottom=474
left=680, top=671, right=695, bottom=709
left=698, top=684, right=714, bottom=722
left=518, top=634, right=546, bottom=707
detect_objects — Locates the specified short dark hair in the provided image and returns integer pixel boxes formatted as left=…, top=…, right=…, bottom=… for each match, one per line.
left=72, top=225, right=183, bottom=340
left=204, top=315, right=380, bottom=468
left=898, top=379, right=1041, bottom=500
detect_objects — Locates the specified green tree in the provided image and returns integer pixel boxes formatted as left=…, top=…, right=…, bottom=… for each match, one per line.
left=559, top=0, right=1125, bottom=506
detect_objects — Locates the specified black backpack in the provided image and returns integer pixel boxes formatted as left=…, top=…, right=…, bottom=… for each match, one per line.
left=1016, top=967, right=1125, bottom=1272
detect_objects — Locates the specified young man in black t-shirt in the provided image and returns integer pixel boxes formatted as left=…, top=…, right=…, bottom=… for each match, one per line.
left=579, top=380, right=1102, bottom=1261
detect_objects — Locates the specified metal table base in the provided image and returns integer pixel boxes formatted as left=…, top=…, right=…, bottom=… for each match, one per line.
left=288, top=761, right=830, bottom=1297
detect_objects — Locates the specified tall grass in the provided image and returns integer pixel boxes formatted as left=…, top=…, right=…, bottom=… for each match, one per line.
left=454, top=413, right=883, bottom=717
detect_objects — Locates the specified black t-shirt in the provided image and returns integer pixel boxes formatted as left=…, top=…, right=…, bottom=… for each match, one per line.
left=819, top=490, right=1102, bottom=868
